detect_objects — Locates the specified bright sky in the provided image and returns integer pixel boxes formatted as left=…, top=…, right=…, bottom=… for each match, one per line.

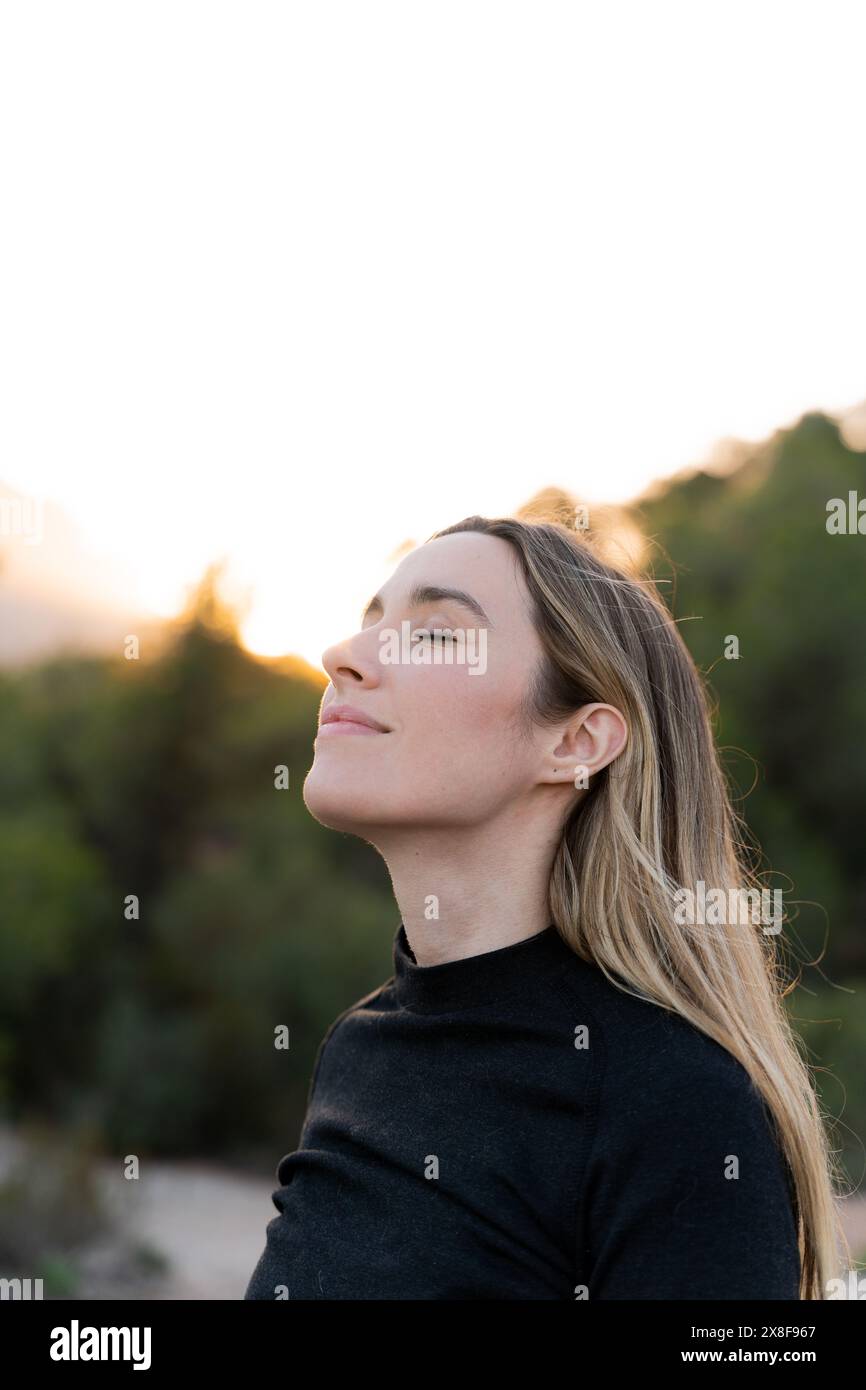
left=2, top=1, right=864, bottom=672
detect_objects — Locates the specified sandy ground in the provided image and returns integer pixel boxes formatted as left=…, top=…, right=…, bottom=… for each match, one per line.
left=96, top=1158, right=277, bottom=1299
left=0, top=1126, right=276, bottom=1300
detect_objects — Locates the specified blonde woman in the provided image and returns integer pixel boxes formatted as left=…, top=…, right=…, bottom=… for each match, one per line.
left=245, top=516, right=846, bottom=1300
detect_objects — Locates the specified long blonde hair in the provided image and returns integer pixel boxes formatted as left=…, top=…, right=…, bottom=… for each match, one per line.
left=433, top=513, right=848, bottom=1299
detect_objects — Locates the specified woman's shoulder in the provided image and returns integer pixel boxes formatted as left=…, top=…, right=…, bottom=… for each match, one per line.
left=554, top=950, right=785, bottom=1148
left=560, top=959, right=801, bottom=1298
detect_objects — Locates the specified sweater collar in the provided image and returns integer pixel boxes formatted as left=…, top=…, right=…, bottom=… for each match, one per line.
left=392, top=919, right=571, bottom=1013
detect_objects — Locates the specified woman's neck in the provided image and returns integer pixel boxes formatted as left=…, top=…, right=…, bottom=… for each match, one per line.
left=374, top=813, right=559, bottom=966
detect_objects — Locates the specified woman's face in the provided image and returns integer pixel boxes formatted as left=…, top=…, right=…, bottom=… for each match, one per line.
left=303, top=531, right=552, bottom=837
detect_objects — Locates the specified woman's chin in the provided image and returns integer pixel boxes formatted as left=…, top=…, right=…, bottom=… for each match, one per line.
left=302, top=771, right=385, bottom=833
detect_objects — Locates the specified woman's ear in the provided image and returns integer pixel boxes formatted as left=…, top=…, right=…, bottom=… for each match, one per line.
left=539, top=703, right=628, bottom=787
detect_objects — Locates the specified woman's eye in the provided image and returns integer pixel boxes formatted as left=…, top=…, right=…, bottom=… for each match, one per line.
left=414, top=628, right=457, bottom=643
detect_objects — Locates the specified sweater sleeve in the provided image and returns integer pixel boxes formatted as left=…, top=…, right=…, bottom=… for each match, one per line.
left=579, top=1045, right=802, bottom=1300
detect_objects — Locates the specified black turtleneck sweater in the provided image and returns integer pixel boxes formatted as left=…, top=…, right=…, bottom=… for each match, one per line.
left=244, top=921, right=801, bottom=1300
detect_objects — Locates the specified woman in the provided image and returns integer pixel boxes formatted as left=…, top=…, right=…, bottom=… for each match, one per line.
left=245, top=514, right=847, bottom=1300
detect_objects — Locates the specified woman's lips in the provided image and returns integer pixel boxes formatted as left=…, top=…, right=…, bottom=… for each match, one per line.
left=316, top=720, right=388, bottom=738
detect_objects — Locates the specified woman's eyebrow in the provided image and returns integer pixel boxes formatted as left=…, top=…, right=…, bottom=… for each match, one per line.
left=360, top=583, right=494, bottom=628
